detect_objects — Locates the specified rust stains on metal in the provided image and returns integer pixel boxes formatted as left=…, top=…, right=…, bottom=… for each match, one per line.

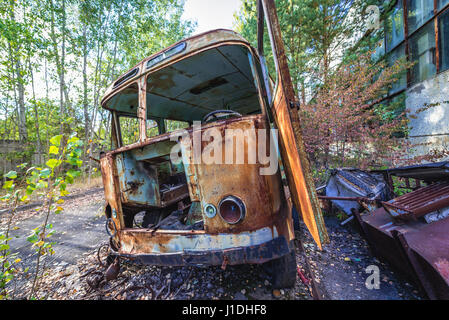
left=435, top=259, right=449, bottom=281
left=187, top=115, right=285, bottom=235
left=105, top=258, right=120, bottom=281
left=138, top=77, right=147, bottom=142
left=355, top=203, right=449, bottom=299
left=258, top=0, right=328, bottom=249
left=100, top=153, right=125, bottom=230
left=382, top=181, right=449, bottom=220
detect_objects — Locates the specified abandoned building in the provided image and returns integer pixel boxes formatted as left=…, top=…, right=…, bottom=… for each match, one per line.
left=374, top=0, right=449, bottom=159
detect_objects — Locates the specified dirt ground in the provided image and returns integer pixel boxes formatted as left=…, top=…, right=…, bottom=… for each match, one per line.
left=2, top=188, right=425, bottom=300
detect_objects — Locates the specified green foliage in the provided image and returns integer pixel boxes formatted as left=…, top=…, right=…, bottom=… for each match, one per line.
left=0, top=0, right=196, bottom=295
left=336, top=211, right=348, bottom=221
left=392, top=176, right=413, bottom=196
left=0, top=232, right=23, bottom=300
left=0, top=132, right=83, bottom=299
left=0, top=167, right=32, bottom=299
left=0, top=0, right=195, bottom=172
left=24, top=133, right=83, bottom=299
left=234, top=0, right=374, bottom=98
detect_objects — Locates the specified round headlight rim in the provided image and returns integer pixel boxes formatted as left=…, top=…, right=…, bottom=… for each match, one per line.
left=218, top=195, right=246, bottom=225
left=204, top=203, right=217, bottom=218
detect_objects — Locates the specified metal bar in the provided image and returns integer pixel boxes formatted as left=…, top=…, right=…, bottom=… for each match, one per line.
left=402, top=0, right=411, bottom=86
left=257, top=0, right=264, bottom=56
left=340, top=215, right=354, bottom=226
left=318, top=195, right=369, bottom=201
left=113, top=111, right=123, bottom=148
left=138, top=77, right=147, bottom=142
left=435, top=0, right=440, bottom=73
left=260, top=0, right=329, bottom=248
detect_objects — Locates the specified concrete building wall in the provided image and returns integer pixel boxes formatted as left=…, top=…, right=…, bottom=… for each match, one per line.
left=0, top=140, right=44, bottom=174
left=406, top=69, right=449, bottom=161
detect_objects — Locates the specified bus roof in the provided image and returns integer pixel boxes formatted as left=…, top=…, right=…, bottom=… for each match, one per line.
left=101, top=29, right=263, bottom=122
left=101, top=29, right=252, bottom=108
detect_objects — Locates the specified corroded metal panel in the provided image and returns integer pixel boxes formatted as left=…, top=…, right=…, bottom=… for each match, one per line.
left=119, top=227, right=279, bottom=255
left=176, top=115, right=292, bottom=240
left=115, top=151, right=160, bottom=207
left=360, top=206, right=449, bottom=299
left=116, top=235, right=291, bottom=267
left=100, top=153, right=124, bottom=229
left=258, top=0, right=329, bottom=249
left=382, top=181, right=449, bottom=220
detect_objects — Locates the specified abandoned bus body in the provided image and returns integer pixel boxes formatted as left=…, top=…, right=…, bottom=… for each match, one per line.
left=99, top=0, right=328, bottom=288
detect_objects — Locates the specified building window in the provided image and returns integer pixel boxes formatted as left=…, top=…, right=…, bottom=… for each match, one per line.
left=388, top=43, right=407, bottom=93
left=438, top=0, right=449, bottom=10
left=409, top=21, right=436, bottom=83
left=407, top=0, right=434, bottom=34
left=439, top=8, right=449, bottom=72
left=386, top=0, right=405, bottom=51
left=371, top=28, right=386, bottom=61
left=373, top=38, right=386, bottom=61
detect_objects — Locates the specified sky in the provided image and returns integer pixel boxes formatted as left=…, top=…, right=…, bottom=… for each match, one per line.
left=182, top=0, right=243, bottom=35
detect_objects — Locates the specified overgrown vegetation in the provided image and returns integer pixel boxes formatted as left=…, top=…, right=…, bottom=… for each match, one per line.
left=0, top=132, right=83, bottom=299
left=234, top=0, right=447, bottom=178
left=0, top=0, right=447, bottom=300
left=0, top=0, right=195, bottom=177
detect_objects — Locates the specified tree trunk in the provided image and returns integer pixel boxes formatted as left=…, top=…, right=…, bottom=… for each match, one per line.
left=8, top=1, right=27, bottom=143
left=82, top=23, right=90, bottom=176
left=29, top=59, right=42, bottom=164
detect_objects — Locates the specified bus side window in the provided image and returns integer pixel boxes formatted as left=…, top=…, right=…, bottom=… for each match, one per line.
left=119, top=116, right=140, bottom=145
left=165, top=119, right=189, bottom=132
left=146, top=119, right=159, bottom=138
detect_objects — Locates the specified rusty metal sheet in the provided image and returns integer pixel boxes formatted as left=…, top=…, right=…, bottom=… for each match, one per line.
left=258, top=0, right=328, bottom=249
left=100, top=153, right=125, bottom=229
left=114, top=235, right=291, bottom=267
left=382, top=181, right=449, bottom=220
left=119, top=227, right=275, bottom=254
left=359, top=207, right=449, bottom=299
left=179, top=114, right=292, bottom=239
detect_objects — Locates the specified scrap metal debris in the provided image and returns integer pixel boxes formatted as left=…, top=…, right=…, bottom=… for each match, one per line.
left=105, top=258, right=121, bottom=281
left=327, top=161, right=449, bottom=300
left=382, top=181, right=449, bottom=221
left=319, top=168, right=391, bottom=226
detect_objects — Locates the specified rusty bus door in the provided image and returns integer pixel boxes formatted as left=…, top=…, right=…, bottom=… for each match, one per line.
left=257, top=0, right=329, bottom=249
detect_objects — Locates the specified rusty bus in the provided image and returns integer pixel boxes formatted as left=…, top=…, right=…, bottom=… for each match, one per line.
left=99, top=0, right=328, bottom=288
